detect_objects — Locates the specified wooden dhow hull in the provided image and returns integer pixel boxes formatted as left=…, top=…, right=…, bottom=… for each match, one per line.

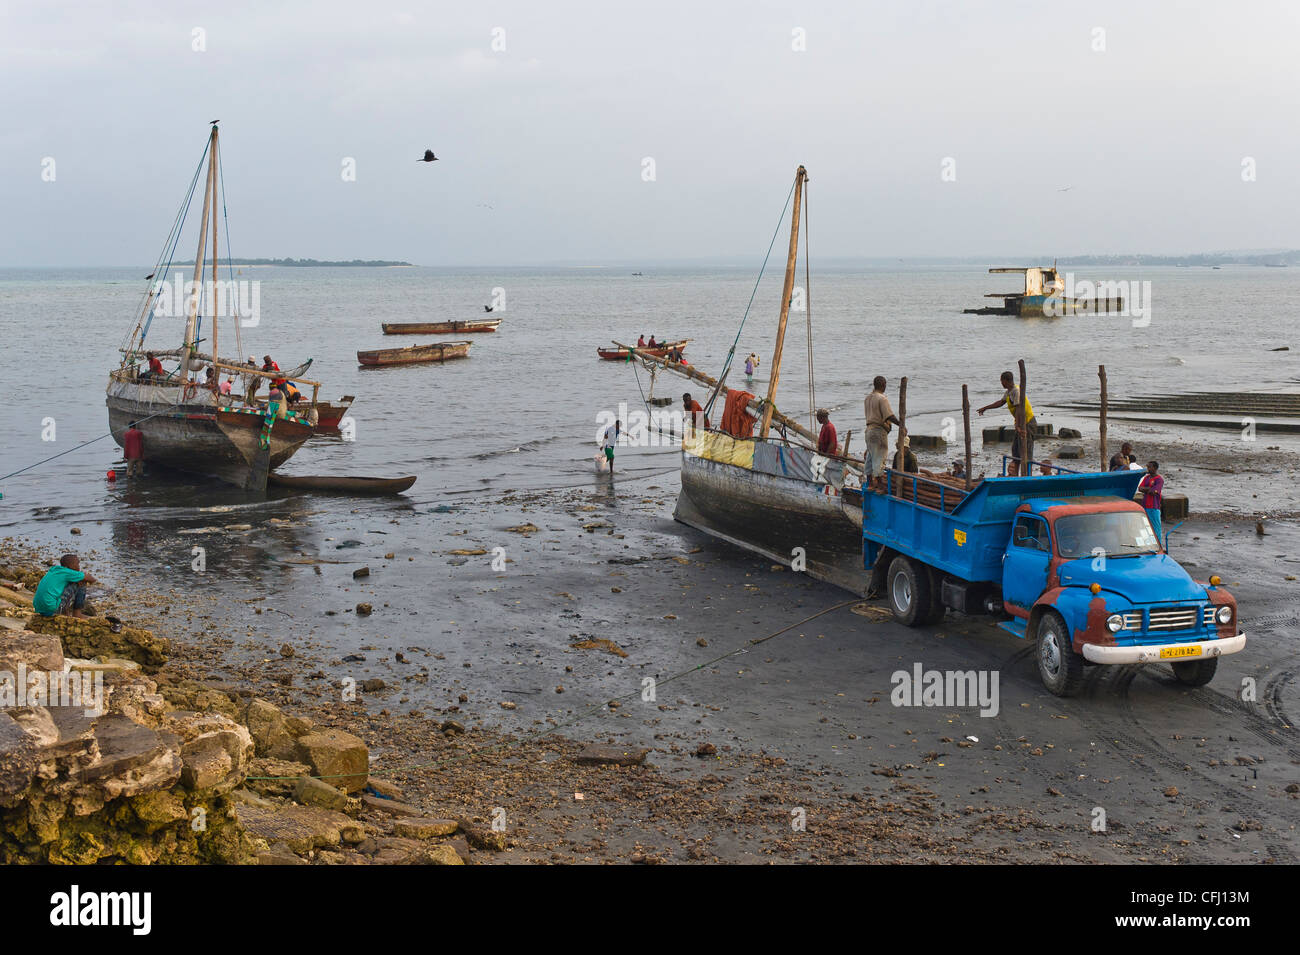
left=674, top=432, right=866, bottom=595
left=106, top=375, right=312, bottom=487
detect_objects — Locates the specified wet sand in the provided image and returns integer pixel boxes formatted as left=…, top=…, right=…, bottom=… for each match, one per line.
left=11, top=447, right=1296, bottom=863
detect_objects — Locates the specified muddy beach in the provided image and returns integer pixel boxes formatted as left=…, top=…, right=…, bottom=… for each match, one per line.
left=5, top=432, right=1296, bottom=864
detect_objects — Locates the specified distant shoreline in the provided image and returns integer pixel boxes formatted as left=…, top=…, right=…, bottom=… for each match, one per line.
left=172, top=258, right=414, bottom=267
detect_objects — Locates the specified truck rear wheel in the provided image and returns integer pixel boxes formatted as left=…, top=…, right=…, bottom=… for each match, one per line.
left=887, top=556, right=933, bottom=628
left=1036, top=611, right=1084, bottom=697
left=1171, top=657, right=1218, bottom=687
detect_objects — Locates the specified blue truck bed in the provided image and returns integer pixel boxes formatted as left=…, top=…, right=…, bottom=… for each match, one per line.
left=863, top=470, right=1146, bottom=583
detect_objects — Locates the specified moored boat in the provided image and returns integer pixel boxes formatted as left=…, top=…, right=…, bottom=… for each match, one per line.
left=357, top=340, right=472, bottom=366
left=268, top=473, right=417, bottom=494
left=597, top=339, right=689, bottom=361
left=382, top=319, right=500, bottom=334
left=633, top=166, right=869, bottom=593
left=106, top=123, right=322, bottom=491
left=297, top=396, right=354, bottom=431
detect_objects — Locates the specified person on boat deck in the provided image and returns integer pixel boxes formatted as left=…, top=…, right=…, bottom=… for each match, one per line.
left=601, top=420, right=621, bottom=474
left=1139, top=461, right=1164, bottom=540
left=816, top=409, right=838, bottom=455
left=245, top=355, right=260, bottom=403
left=1109, top=442, right=1134, bottom=471
left=263, top=355, right=286, bottom=392
left=141, top=351, right=164, bottom=381
left=219, top=376, right=233, bottom=397
left=204, top=366, right=219, bottom=392
left=637, top=335, right=646, bottom=348
left=976, top=370, right=1036, bottom=476
left=864, top=376, right=901, bottom=491
left=682, top=393, right=710, bottom=432
left=123, top=421, right=145, bottom=478
left=647, top=335, right=657, bottom=348
left=33, top=554, right=98, bottom=619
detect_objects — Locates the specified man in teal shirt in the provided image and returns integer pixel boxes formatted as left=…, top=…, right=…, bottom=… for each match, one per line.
left=32, top=554, right=97, bottom=618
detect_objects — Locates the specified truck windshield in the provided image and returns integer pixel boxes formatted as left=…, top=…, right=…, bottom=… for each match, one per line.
left=1055, top=511, right=1160, bottom=559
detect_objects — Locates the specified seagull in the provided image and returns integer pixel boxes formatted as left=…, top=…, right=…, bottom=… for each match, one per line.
left=418, top=150, right=438, bottom=163
left=1058, top=185, right=1074, bottom=192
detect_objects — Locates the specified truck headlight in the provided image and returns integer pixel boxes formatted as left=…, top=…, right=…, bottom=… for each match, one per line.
left=1106, top=613, right=1124, bottom=633
left=1216, top=605, right=1232, bottom=624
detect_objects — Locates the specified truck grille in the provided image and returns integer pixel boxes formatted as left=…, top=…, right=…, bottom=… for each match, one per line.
left=1122, top=612, right=1143, bottom=630
left=1202, top=607, right=1217, bottom=626
left=1148, top=607, right=1198, bottom=631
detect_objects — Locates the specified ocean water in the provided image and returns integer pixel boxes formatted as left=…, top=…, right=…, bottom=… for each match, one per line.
left=1, top=262, right=1298, bottom=581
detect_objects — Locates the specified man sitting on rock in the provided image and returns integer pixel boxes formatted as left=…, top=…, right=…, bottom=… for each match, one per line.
left=32, top=554, right=98, bottom=619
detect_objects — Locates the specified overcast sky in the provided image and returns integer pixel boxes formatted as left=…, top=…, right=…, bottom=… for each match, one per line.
left=3, top=0, right=1297, bottom=266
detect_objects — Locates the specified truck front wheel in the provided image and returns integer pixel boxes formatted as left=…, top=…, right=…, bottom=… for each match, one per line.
left=887, top=556, right=933, bottom=628
left=1171, top=657, right=1218, bottom=687
left=1037, top=611, right=1085, bottom=697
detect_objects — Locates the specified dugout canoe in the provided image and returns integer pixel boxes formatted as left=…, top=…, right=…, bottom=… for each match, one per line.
left=267, top=473, right=418, bottom=494
left=382, top=319, right=500, bottom=334
left=357, top=341, right=472, bottom=366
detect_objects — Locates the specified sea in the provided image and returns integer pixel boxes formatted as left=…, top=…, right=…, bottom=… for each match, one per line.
left=1, top=262, right=1297, bottom=587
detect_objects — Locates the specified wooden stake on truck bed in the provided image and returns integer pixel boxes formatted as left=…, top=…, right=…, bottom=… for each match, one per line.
left=962, top=383, right=972, bottom=490
left=1017, top=358, right=1028, bottom=475
left=1099, top=364, right=1108, bottom=471
left=894, top=376, right=909, bottom=472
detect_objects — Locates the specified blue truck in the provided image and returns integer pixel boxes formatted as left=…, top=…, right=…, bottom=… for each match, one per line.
left=863, top=469, right=1244, bottom=696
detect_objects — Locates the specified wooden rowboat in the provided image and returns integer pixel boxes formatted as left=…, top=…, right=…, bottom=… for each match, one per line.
left=382, top=319, right=500, bottom=334
left=597, top=339, right=690, bottom=361
left=268, top=473, right=417, bottom=494
left=357, top=341, right=472, bottom=366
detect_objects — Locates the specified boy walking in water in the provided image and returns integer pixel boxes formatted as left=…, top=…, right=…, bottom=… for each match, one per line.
left=1139, top=461, right=1164, bottom=540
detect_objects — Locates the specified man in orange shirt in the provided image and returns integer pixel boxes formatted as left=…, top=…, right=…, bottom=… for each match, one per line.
left=682, top=393, right=710, bottom=432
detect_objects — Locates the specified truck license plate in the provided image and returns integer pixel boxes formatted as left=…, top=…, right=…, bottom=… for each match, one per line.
left=1160, top=645, right=1202, bottom=659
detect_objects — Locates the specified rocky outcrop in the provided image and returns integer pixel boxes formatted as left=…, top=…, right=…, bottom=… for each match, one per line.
left=24, top=614, right=170, bottom=671
left=0, top=628, right=254, bottom=864
left=0, top=558, right=480, bottom=865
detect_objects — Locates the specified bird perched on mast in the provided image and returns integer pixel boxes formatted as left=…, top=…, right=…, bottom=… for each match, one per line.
left=418, top=149, right=438, bottom=163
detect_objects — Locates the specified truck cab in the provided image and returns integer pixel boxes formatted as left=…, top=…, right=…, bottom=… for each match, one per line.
left=862, top=469, right=1245, bottom=696
left=999, top=496, right=1242, bottom=695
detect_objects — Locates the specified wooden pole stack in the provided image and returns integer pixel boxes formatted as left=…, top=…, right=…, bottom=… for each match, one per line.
left=962, top=384, right=972, bottom=490
left=1099, top=364, right=1108, bottom=472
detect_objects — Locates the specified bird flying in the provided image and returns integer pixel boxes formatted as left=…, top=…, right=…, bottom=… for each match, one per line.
left=419, top=150, right=438, bottom=163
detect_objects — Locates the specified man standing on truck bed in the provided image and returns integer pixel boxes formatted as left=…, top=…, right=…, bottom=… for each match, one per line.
left=864, top=376, right=901, bottom=491
left=977, top=370, right=1035, bottom=476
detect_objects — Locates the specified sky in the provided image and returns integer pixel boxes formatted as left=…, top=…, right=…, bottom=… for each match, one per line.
left=2, top=0, right=1298, bottom=266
